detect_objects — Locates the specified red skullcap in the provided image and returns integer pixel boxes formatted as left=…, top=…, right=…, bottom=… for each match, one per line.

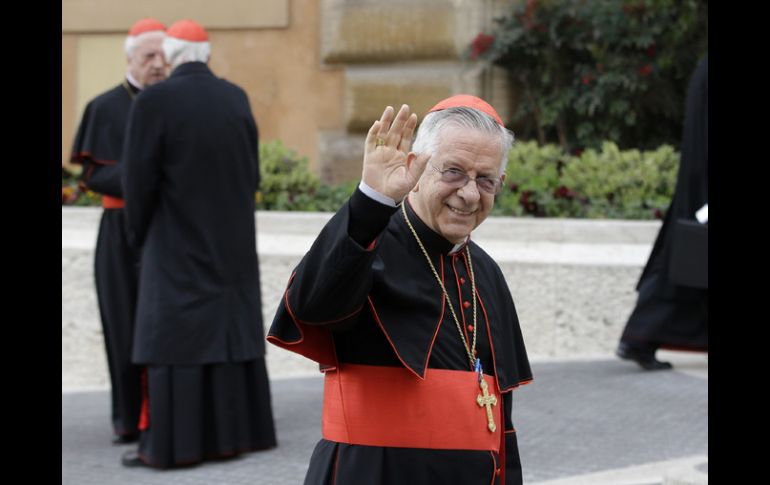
left=166, top=19, right=209, bottom=42
left=128, top=18, right=166, bottom=36
left=428, top=94, right=503, bottom=125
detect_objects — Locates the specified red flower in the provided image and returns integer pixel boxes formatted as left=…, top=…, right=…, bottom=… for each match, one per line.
left=519, top=0, right=540, bottom=31
left=646, top=45, right=656, bottom=58
left=622, top=2, right=646, bottom=16
left=638, top=64, right=653, bottom=77
left=62, top=186, right=78, bottom=204
left=519, top=191, right=538, bottom=213
left=554, top=185, right=576, bottom=200
left=470, top=33, right=495, bottom=59
left=525, top=0, right=538, bottom=16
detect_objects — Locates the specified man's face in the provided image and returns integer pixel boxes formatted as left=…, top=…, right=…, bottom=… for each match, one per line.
left=409, top=125, right=505, bottom=244
left=127, top=31, right=167, bottom=87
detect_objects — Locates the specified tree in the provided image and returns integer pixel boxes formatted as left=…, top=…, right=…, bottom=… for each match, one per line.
left=469, top=0, right=708, bottom=152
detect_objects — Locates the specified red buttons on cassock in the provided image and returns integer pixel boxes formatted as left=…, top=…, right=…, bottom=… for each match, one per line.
left=467, top=325, right=474, bottom=332
left=463, top=301, right=471, bottom=309
left=460, top=277, right=466, bottom=284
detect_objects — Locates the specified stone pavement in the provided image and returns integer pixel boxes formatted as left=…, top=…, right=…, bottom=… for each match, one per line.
left=62, top=351, right=707, bottom=485
left=62, top=208, right=706, bottom=483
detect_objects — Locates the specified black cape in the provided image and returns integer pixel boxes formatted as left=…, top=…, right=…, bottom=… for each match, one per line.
left=122, top=62, right=265, bottom=365
left=621, top=55, right=708, bottom=351
left=69, top=80, right=142, bottom=437
left=121, top=62, right=276, bottom=467
left=269, top=188, right=533, bottom=485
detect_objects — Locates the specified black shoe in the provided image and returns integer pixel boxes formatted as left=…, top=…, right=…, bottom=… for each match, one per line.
left=121, top=450, right=150, bottom=468
left=113, top=433, right=139, bottom=445
left=616, top=343, right=673, bottom=371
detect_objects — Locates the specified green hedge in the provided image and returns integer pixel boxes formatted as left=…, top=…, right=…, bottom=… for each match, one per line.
left=495, top=140, right=678, bottom=219
left=61, top=141, right=358, bottom=212
left=62, top=140, right=678, bottom=220
left=256, top=140, right=356, bottom=211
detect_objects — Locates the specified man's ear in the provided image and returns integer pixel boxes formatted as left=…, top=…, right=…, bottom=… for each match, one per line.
left=407, top=152, right=420, bottom=192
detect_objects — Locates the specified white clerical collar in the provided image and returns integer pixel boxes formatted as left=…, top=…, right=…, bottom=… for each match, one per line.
left=125, top=72, right=143, bottom=90
left=359, top=182, right=471, bottom=254
left=449, top=238, right=469, bottom=254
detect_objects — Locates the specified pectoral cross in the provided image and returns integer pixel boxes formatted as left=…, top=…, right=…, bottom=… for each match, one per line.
left=476, top=378, right=498, bottom=432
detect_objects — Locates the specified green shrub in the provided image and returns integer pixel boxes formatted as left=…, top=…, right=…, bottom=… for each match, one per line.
left=257, top=140, right=320, bottom=210
left=61, top=167, right=102, bottom=206
left=494, top=141, right=586, bottom=217
left=62, top=139, right=677, bottom=220
left=561, top=142, right=678, bottom=219
left=493, top=140, right=678, bottom=219
left=256, top=140, right=356, bottom=211
left=469, top=0, right=708, bottom=152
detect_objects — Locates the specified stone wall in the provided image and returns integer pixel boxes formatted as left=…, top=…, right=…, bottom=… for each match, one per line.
left=62, top=207, right=659, bottom=390
left=62, top=0, right=519, bottom=185
left=318, top=0, right=517, bottom=183
left=62, top=0, right=345, bottom=176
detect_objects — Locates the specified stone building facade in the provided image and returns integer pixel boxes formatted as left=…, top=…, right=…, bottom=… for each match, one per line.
left=62, top=0, right=516, bottom=184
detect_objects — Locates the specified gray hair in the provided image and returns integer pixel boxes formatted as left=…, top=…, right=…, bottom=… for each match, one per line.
left=411, top=107, right=514, bottom=176
left=124, top=30, right=165, bottom=58
left=162, top=36, right=211, bottom=70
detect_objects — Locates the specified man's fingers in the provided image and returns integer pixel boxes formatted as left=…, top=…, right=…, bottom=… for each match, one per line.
left=388, top=104, right=411, bottom=145
left=366, top=120, right=381, bottom=150
left=398, top=113, right=418, bottom=153
left=377, top=106, right=395, bottom=140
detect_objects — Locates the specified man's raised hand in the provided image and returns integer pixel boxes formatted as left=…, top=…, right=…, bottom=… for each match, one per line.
left=362, top=104, right=431, bottom=202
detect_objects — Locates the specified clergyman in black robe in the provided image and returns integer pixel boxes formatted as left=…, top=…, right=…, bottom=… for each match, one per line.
left=268, top=96, right=532, bottom=485
left=120, top=19, right=276, bottom=468
left=617, top=55, right=708, bottom=370
left=68, top=18, right=167, bottom=444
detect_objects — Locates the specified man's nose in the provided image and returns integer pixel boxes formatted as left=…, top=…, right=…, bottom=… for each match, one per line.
left=458, top=179, right=481, bottom=203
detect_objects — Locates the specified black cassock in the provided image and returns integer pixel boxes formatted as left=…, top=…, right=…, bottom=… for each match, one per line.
left=122, top=62, right=276, bottom=467
left=269, top=189, right=533, bottom=485
left=70, top=80, right=142, bottom=439
left=621, top=55, right=708, bottom=352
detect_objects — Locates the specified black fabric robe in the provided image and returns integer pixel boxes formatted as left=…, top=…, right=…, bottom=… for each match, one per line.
left=122, top=62, right=265, bottom=365
left=269, top=188, right=533, bottom=485
left=121, top=62, right=276, bottom=467
left=69, top=80, right=142, bottom=438
left=621, top=55, right=708, bottom=352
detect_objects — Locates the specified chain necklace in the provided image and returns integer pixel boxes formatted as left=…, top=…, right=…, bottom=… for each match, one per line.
left=401, top=203, right=478, bottom=371
left=401, top=202, right=499, bottom=433
left=122, top=79, right=137, bottom=100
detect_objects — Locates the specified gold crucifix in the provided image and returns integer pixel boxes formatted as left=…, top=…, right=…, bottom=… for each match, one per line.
left=476, top=378, right=498, bottom=432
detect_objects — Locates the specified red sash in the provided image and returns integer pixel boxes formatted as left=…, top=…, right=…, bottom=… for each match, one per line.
left=322, top=364, right=503, bottom=451
left=102, top=195, right=125, bottom=209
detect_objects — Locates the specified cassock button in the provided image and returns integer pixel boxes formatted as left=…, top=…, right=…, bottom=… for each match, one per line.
left=463, top=301, right=471, bottom=309
left=467, top=325, right=473, bottom=332
left=495, top=468, right=501, bottom=476
left=460, top=277, right=466, bottom=284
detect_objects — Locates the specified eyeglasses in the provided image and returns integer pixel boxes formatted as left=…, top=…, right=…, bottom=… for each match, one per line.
left=430, top=164, right=502, bottom=195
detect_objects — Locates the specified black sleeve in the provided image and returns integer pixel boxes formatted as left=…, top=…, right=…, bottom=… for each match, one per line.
left=122, top=95, right=162, bottom=248
left=347, top=186, right=397, bottom=246
left=284, top=187, right=396, bottom=324
left=81, top=161, right=123, bottom=197
left=252, top=117, right=260, bottom=191
left=503, top=392, right=524, bottom=485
